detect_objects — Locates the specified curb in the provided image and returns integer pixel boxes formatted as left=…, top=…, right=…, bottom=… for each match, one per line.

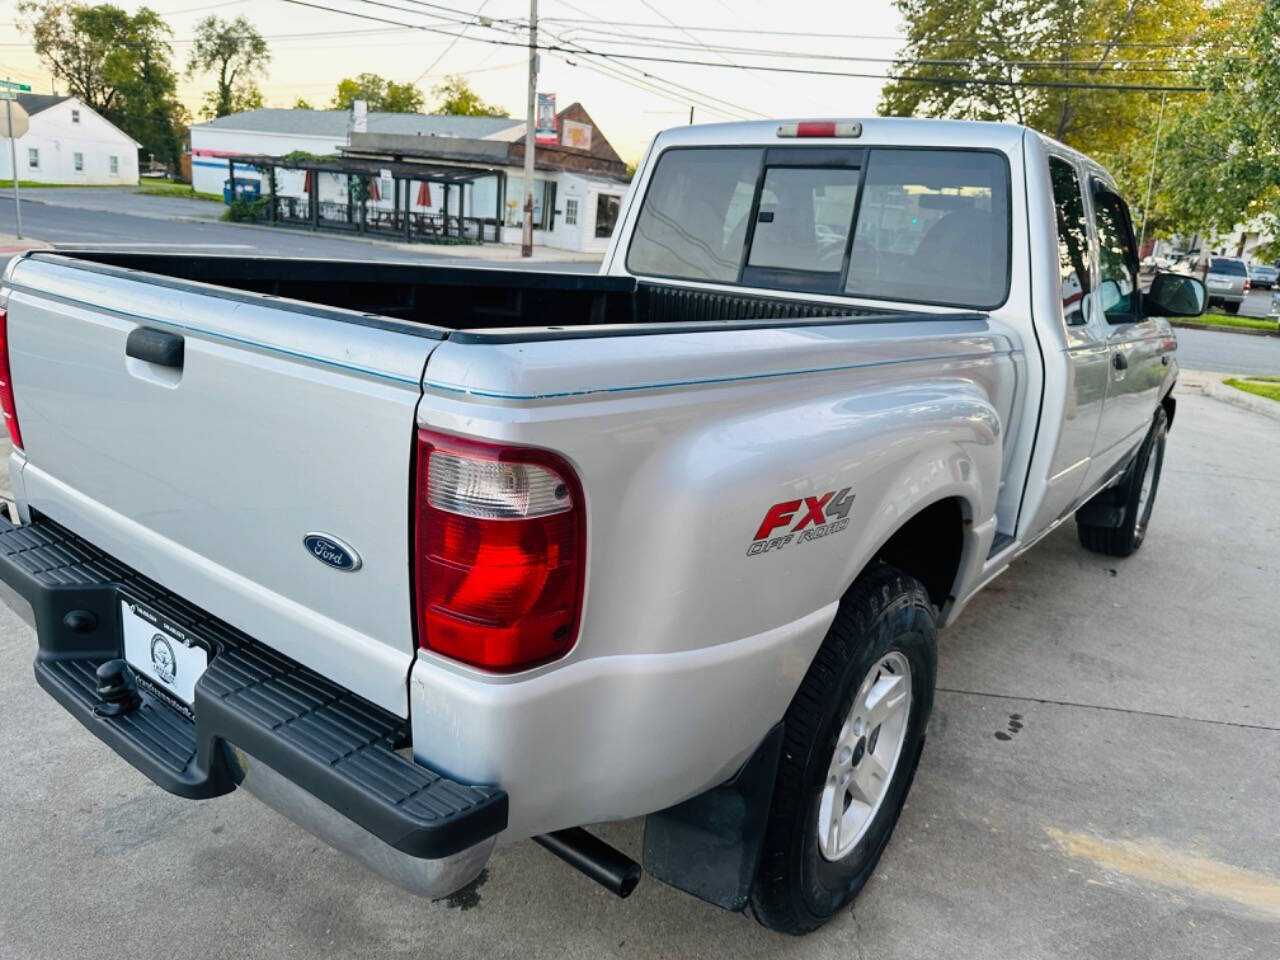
left=1206, top=381, right=1280, bottom=423
left=1170, top=320, right=1279, bottom=338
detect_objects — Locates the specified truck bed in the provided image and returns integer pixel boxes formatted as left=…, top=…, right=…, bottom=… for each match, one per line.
left=34, top=250, right=923, bottom=336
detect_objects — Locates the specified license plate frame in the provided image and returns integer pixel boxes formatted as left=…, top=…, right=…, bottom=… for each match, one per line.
left=120, top=598, right=211, bottom=720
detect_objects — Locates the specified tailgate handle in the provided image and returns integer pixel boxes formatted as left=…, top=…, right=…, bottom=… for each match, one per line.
left=126, top=327, right=184, bottom=369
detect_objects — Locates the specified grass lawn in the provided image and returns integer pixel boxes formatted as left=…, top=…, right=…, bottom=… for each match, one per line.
left=1225, top=377, right=1280, bottom=402
left=0, top=180, right=105, bottom=189
left=134, top=180, right=223, bottom=203
left=1181, top=312, right=1279, bottom=331
left=2, top=178, right=223, bottom=203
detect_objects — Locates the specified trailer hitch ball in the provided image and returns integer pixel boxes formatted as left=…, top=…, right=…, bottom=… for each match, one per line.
left=93, top=658, right=142, bottom=717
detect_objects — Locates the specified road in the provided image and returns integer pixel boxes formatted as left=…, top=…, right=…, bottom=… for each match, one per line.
left=1, top=391, right=1277, bottom=960
left=0, top=194, right=599, bottom=272
left=1176, top=325, right=1280, bottom=376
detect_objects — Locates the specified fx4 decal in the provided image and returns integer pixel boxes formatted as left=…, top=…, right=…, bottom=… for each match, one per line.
left=747, top=487, right=854, bottom=556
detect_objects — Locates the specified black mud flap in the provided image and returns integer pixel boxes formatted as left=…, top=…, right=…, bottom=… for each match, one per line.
left=641, top=722, right=784, bottom=911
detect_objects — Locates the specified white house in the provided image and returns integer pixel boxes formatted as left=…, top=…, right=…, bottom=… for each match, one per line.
left=0, top=95, right=139, bottom=185
left=189, top=105, right=631, bottom=254
left=188, top=109, right=523, bottom=196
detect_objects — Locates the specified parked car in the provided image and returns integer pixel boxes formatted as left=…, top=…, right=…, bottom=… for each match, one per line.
left=1248, top=262, right=1278, bottom=290
left=0, top=118, right=1205, bottom=935
left=1201, top=256, right=1250, bottom=312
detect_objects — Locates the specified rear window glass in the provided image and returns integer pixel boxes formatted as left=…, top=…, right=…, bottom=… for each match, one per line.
left=1211, top=258, right=1247, bottom=276
left=746, top=166, right=860, bottom=273
left=845, top=150, right=1009, bottom=308
left=626, top=148, right=759, bottom=282
left=626, top=145, right=1010, bottom=310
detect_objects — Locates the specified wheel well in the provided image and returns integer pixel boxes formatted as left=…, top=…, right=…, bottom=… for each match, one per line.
left=1162, top=393, right=1176, bottom=431
left=865, top=498, right=966, bottom=609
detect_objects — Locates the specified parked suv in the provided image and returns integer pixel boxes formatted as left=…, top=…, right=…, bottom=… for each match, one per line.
left=1248, top=262, right=1277, bottom=290
left=1203, top=256, right=1250, bottom=312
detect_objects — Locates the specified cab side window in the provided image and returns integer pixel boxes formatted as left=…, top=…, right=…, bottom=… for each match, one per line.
left=1049, top=158, right=1091, bottom=326
left=1091, top=188, right=1138, bottom=322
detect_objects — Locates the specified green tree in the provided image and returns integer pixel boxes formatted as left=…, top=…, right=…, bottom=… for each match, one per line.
left=330, top=73, right=424, bottom=112
left=292, top=97, right=314, bottom=110
left=19, top=1, right=186, bottom=168
left=188, top=14, right=270, bottom=119
left=1154, top=0, right=1279, bottom=248
left=430, top=75, right=507, bottom=117
left=878, top=0, right=1209, bottom=196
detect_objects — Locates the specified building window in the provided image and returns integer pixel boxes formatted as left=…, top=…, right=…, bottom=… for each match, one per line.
left=564, top=198, right=578, bottom=225
left=71, top=109, right=81, bottom=124
left=27, top=148, right=38, bottom=169
left=109, top=155, right=119, bottom=175
left=595, top=193, right=621, bottom=238
left=73, top=152, right=84, bottom=172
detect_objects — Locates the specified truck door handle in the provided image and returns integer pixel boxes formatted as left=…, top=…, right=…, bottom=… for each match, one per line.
left=1112, top=352, right=1128, bottom=371
left=126, top=327, right=184, bottom=369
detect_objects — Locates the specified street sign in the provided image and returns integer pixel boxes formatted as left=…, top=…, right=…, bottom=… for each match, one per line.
left=0, top=80, right=32, bottom=90
left=0, top=101, right=28, bottom=139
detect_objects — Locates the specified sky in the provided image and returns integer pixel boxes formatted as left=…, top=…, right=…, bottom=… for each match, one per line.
left=0, top=0, right=909, bottom=164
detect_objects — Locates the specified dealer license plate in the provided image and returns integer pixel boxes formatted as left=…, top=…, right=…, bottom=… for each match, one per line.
left=121, top=599, right=209, bottom=715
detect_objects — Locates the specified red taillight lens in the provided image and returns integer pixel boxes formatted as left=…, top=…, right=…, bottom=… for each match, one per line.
left=413, top=429, right=585, bottom=672
left=0, top=309, right=22, bottom=449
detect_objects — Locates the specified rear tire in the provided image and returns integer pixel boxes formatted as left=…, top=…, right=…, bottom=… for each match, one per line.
left=749, top=564, right=936, bottom=935
left=1077, top=407, right=1167, bottom=558
left=1225, top=301, right=1241, bottom=314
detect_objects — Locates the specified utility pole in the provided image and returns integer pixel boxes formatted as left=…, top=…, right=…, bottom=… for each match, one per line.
left=1, top=78, right=30, bottom=239
left=689, top=106, right=694, bottom=125
left=521, top=0, right=537, bottom=258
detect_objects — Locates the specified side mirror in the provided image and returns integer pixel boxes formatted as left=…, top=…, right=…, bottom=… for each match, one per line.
left=1144, top=272, right=1206, bottom=318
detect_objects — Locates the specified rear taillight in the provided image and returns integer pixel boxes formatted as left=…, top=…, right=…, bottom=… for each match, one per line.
left=0, top=309, right=22, bottom=449
left=413, top=429, right=585, bottom=672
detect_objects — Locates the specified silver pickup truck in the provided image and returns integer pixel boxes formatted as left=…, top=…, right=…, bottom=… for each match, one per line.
left=0, top=118, right=1206, bottom=934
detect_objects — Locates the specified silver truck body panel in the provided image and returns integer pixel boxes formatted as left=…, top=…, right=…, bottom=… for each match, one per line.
left=411, top=319, right=1012, bottom=836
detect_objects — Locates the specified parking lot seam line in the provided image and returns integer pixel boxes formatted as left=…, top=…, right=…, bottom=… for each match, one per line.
left=936, top=687, right=1280, bottom=732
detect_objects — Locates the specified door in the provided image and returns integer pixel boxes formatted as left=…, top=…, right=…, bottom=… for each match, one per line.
left=1035, top=156, right=1112, bottom=525
left=1087, top=184, right=1162, bottom=485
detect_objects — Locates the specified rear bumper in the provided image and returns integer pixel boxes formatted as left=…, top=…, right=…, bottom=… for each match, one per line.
left=0, top=514, right=506, bottom=896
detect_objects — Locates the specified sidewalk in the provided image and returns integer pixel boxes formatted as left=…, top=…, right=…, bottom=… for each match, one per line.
left=0, top=233, right=51, bottom=255
left=1179, top=367, right=1280, bottom=422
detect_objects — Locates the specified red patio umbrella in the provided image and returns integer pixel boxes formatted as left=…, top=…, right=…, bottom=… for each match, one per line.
left=302, top=170, right=314, bottom=194
left=416, top=181, right=432, bottom=207
left=366, top=177, right=380, bottom=202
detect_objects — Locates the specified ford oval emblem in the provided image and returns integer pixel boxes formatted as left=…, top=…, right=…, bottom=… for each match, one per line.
left=303, top=533, right=362, bottom=572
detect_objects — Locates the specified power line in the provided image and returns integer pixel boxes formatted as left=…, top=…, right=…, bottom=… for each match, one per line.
left=273, top=1, right=1210, bottom=95
left=549, top=29, right=1212, bottom=71
left=412, top=0, right=492, bottom=83
left=543, top=0, right=763, bottom=119
left=536, top=18, right=1240, bottom=50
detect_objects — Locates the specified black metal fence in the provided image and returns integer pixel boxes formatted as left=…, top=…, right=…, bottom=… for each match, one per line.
left=228, top=159, right=506, bottom=247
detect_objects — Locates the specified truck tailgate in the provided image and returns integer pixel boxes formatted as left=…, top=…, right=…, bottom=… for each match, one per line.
left=3, top=254, right=438, bottom=714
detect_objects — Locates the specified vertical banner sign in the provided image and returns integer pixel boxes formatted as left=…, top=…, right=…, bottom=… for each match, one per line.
left=535, top=93, right=558, bottom=144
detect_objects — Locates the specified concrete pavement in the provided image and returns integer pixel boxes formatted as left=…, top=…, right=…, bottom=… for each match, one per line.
left=0, top=388, right=1277, bottom=959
